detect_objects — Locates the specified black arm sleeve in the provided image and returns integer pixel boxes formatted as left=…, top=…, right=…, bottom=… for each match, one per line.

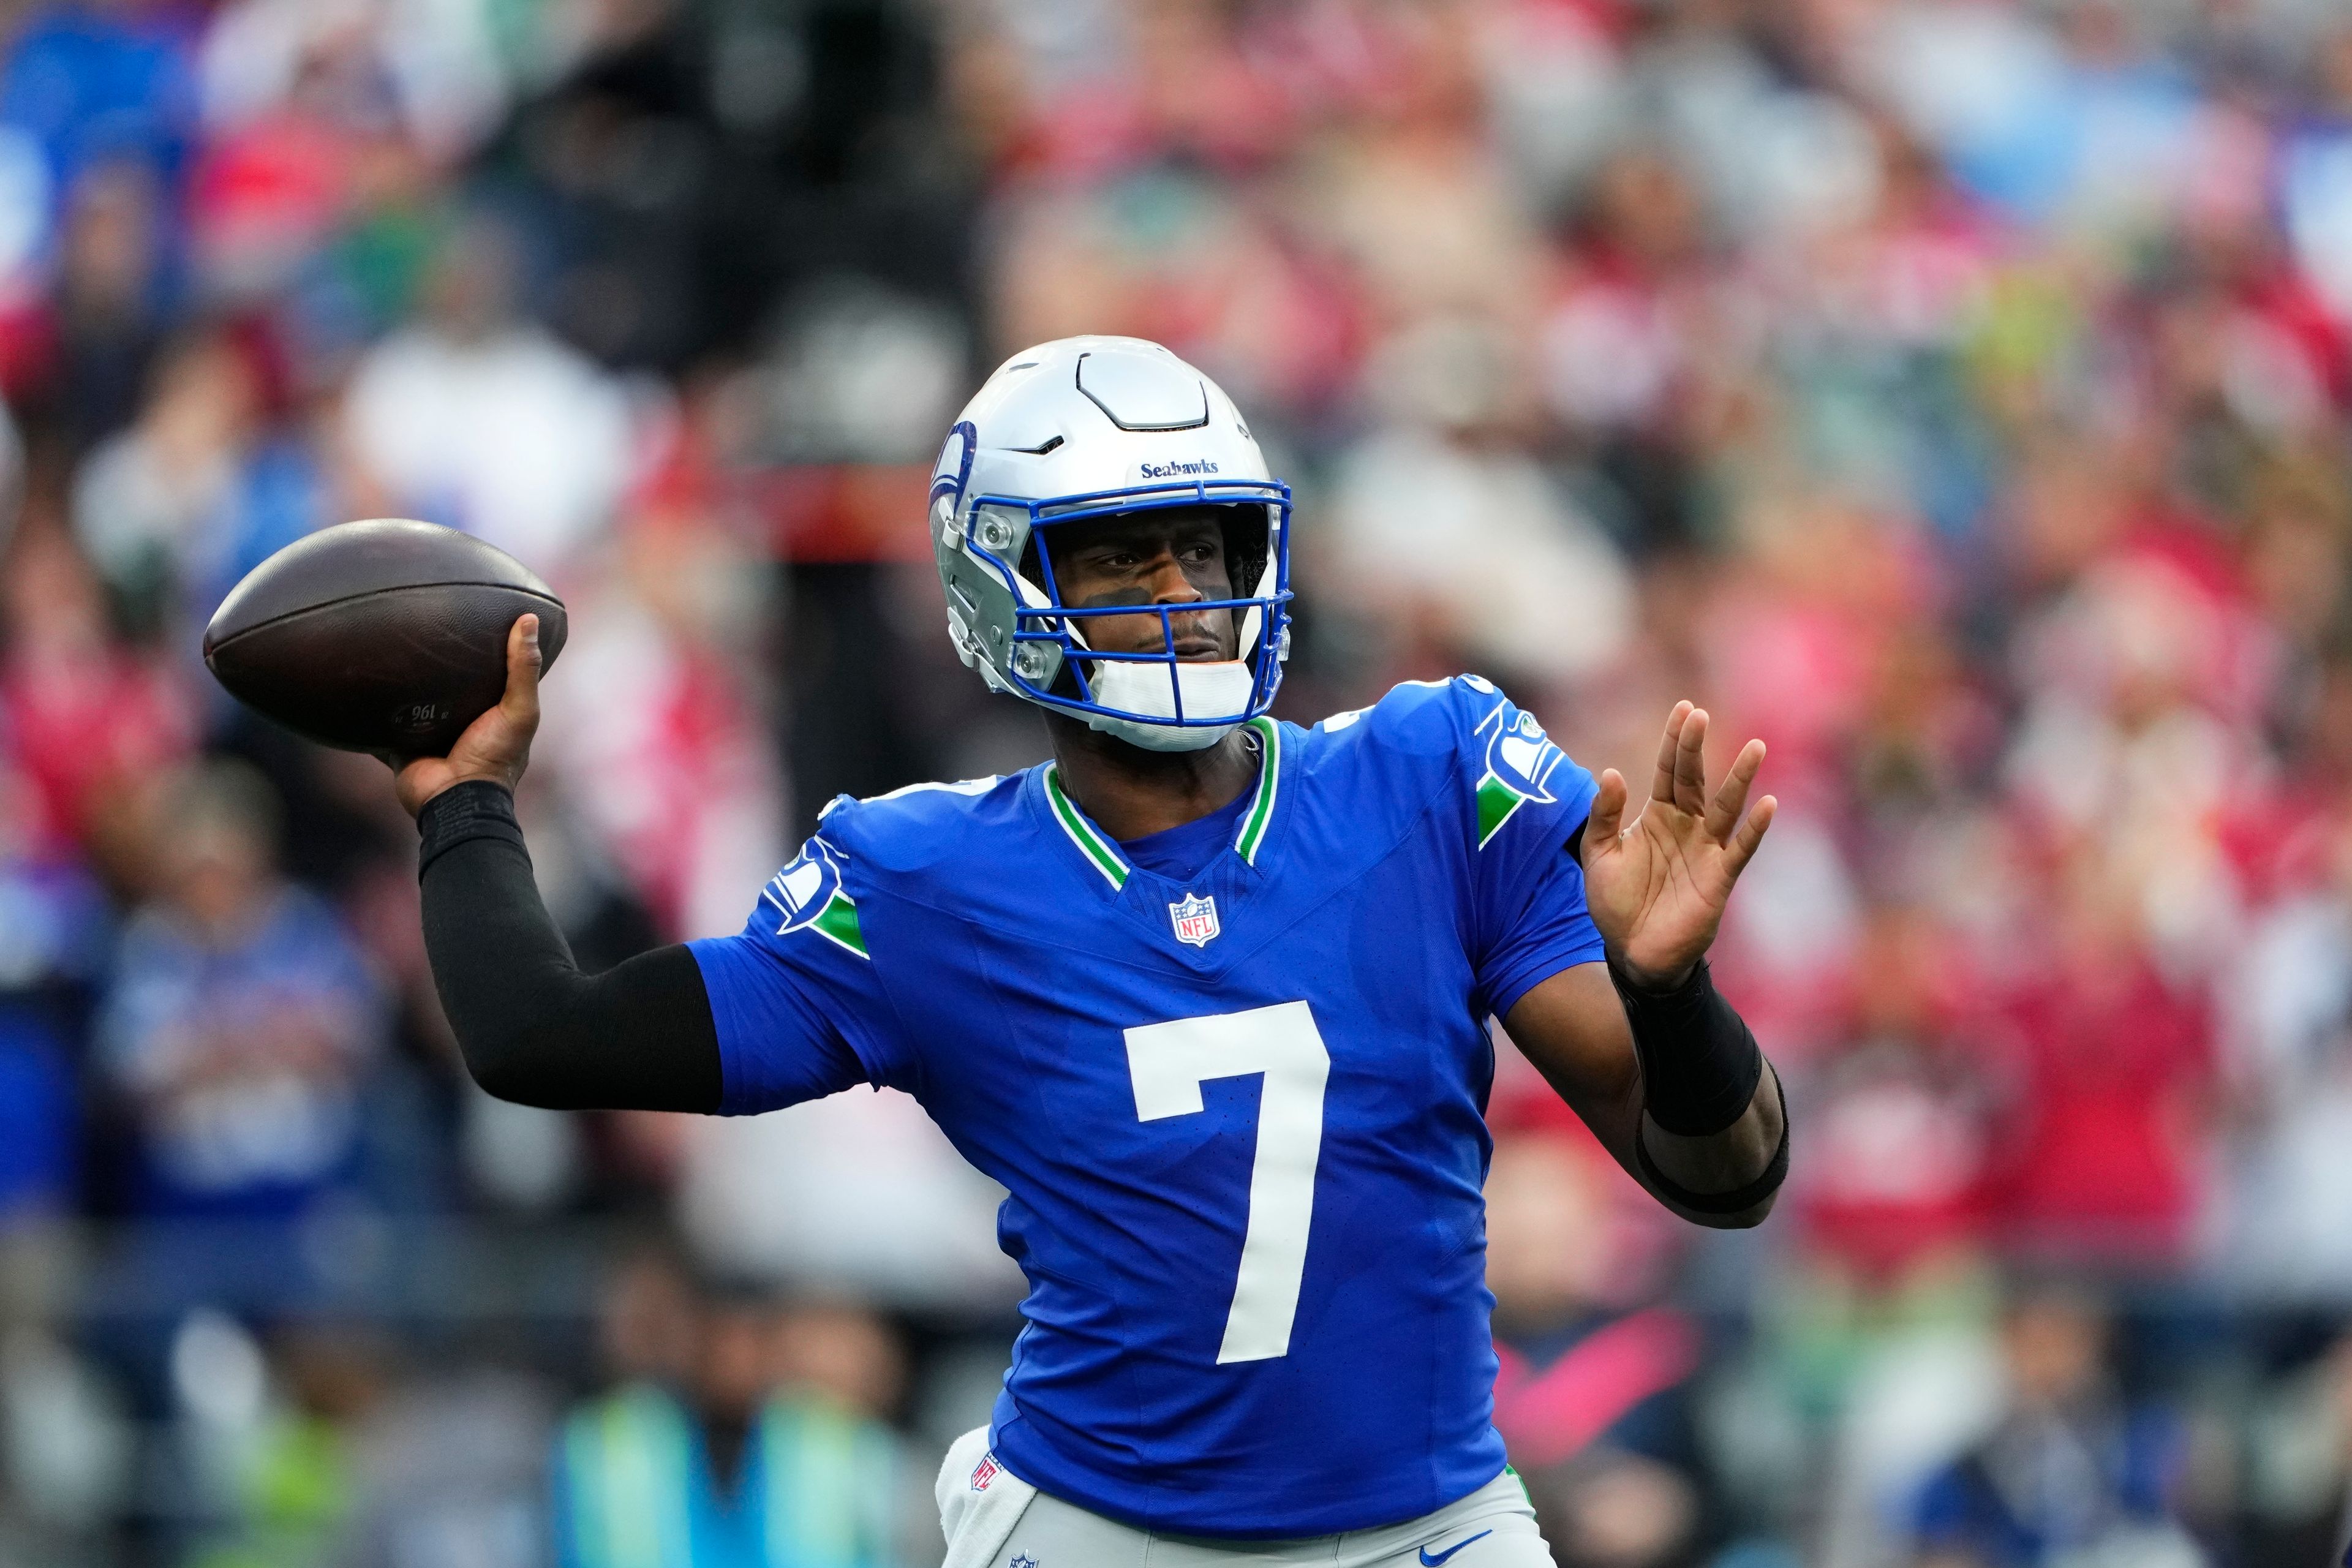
left=417, top=781, right=723, bottom=1113
left=1612, top=957, right=1789, bottom=1213
left=1608, top=957, right=1763, bottom=1137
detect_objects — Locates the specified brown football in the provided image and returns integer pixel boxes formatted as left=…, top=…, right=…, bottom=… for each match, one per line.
left=203, top=519, right=567, bottom=757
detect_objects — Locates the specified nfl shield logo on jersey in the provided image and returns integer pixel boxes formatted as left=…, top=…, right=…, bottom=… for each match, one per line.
left=1169, top=892, right=1220, bottom=947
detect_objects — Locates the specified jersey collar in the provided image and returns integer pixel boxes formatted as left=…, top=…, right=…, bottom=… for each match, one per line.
left=1041, top=716, right=1283, bottom=891
left=1232, top=715, right=1282, bottom=864
left=1043, top=763, right=1131, bottom=889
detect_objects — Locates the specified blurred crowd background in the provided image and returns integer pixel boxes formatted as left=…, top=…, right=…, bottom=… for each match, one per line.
left=13, top=0, right=2352, bottom=1564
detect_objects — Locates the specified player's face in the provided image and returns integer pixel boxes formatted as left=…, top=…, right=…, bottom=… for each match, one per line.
left=1044, top=505, right=1238, bottom=661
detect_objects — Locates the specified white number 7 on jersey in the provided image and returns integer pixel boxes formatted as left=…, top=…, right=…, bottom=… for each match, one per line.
left=1125, top=1001, right=1331, bottom=1364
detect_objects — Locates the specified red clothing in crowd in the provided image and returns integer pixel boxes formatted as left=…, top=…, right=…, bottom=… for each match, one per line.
left=1980, top=957, right=2215, bottom=1265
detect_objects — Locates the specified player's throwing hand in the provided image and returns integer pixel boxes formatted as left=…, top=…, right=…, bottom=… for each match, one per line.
left=1581, top=701, right=1775, bottom=991
left=392, top=614, right=543, bottom=818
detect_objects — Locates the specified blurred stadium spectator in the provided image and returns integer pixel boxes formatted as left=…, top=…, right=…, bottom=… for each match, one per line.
left=94, top=760, right=382, bottom=1232
left=1905, top=1279, right=2198, bottom=1568
left=552, top=1247, right=912, bottom=1568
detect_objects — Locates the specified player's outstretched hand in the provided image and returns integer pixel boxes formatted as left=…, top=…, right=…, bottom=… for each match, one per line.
left=391, top=614, right=543, bottom=818
left=1581, top=701, right=1775, bottom=991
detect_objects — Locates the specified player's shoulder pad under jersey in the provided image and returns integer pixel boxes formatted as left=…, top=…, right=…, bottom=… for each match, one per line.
left=809, top=773, right=1026, bottom=877
left=757, top=776, right=1017, bottom=962
left=1311, top=675, right=1575, bottom=849
left=1310, top=674, right=1491, bottom=752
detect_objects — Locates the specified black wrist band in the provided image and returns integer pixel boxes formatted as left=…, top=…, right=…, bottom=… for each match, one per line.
left=1635, top=1069, right=1789, bottom=1215
left=1610, top=957, right=1763, bottom=1137
left=417, top=780, right=527, bottom=878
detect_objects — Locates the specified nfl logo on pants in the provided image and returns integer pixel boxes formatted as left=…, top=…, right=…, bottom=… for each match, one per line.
left=1169, top=892, right=1219, bottom=947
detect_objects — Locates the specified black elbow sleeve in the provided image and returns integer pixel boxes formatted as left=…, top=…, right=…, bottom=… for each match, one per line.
left=417, top=784, right=722, bottom=1114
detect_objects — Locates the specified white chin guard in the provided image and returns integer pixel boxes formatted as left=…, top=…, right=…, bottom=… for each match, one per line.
left=1082, top=661, right=1257, bottom=752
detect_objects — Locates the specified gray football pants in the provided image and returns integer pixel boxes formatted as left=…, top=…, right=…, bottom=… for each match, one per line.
left=953, top=1457, right=1553, bottom=1567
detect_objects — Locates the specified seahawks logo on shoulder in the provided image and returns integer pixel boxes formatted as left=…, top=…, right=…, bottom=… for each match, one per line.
left=761, top=838, right=868, bottom=959
left=1473, top=699, right=1567, bottom=848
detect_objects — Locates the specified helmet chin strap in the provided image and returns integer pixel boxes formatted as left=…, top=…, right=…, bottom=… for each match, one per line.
left=1082, top=660, right=1256, bottom=751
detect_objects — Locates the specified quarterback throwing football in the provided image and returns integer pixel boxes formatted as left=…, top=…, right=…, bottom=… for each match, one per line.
left=395, top=337, right=1787, bottom=1565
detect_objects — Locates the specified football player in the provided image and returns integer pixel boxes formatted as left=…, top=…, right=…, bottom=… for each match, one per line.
left=393, top=337, right=1787, bottom=1566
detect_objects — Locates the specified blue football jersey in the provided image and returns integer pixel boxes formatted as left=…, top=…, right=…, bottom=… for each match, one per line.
left=688, top=676, right=1607, bottom=1537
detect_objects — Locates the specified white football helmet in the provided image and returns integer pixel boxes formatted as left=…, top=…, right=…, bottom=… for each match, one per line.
left=930, top=336, right=1293, bottom=752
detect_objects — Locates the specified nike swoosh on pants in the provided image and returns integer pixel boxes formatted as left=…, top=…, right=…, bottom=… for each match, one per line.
left=1417, top=1529, right=1492, bottom=1566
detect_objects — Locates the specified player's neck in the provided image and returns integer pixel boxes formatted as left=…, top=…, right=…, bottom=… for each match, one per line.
left=1045, top=717, right=1261, bottom=843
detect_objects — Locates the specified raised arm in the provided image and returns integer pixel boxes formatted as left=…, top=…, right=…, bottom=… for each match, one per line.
left=1504, top=965, right=1783, bottom=1228
left=1503, top=703, right=1785, bottom=1229
left=398, top=616, right=722, bottom=1112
